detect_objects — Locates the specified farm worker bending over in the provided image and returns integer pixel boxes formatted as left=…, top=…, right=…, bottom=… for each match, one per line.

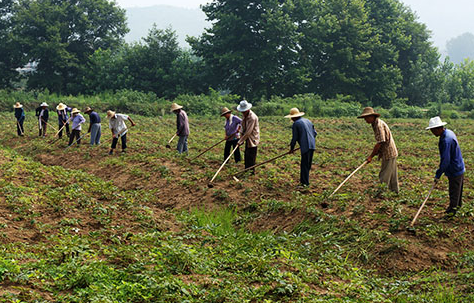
left=68, top=108, right=85, bottom=147
left=358, top=107, right=399, bottom=193
left=286, top=108, right=317, bottom=187
left=35, top=102, right=49, bottom=137
left=107, top=110, right=136, bottom=155
left=13, top=102, right=25, bottom=136
left=84, top=107, right=101, bottom=146
left=237, top=100, right=260, bottom=175
left=221, top=107, right=242, bottom=163
left=56, top=103, right=72, bottom=139
left=171, top=103, right=190, bottom=155
left=426, top=116, right=465, bottom=216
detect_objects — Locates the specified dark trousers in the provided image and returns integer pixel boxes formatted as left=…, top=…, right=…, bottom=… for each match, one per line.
left=58, top=122, right=70, bottom=138
left=111, top=133, right=127, bottom=150
left=448, top=174, right=464, bottom=212
left=68, top=129, right=81, bottom=146
left=300, top=149, right=314, bottom=186
left=244, top=146, right=258, bottom=174
left=16, top=118, right=24, bottom=135
left=224, top=139, right=241, bottom=163
left=39, top=121, right=47, bottom=137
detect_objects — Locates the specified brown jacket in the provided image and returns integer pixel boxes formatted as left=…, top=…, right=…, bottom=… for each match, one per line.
left=238, top=110, right=260, bottom=147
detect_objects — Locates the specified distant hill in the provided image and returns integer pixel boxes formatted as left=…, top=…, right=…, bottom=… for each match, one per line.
left=125, top=5, right=209, bottom=47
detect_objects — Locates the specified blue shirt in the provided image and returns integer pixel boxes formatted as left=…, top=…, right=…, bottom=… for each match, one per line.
left=15, top=108, right=25, bottom=120
left=224, top=114, right=242, bottom=140
left=57, top=108, right=72, bottom=123
left=71, top=114, right=86, bottom=131
left=290, top=117, right=317, bottom=154
left=88, top=111, right=101, bottom=124
left=436, top=129, right=465, bottom=179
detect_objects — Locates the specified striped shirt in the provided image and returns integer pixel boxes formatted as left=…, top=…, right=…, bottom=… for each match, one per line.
left=372, top=118, right=398, bottom=160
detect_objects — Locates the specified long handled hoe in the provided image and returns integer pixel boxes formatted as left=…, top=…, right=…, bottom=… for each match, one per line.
left=16, top=120, right=24, bottom=136
left=329, top=160, right=368, bottom=198
left=409, top=182, right=436, bottom=227
left=208, top=144, right=240, bottom=188
left=166, top=134, right=177, bottom=149
left=189, top=138, right=226, bottom=161
left=65, top=132, right=90, bottom=150
left=231, top=148, right=300, bottom=181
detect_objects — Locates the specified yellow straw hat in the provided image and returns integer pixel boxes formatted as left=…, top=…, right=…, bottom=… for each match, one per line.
left=357, top=107, right=380, bottom=118
left=284, top=108, right=305, bottom=118
left=106, top=110, right=116, bottom=119
left=220, top=107, right=231, bottom=116
left=13, top=102, right=23, bottom=109
left=170, top=103, right=183, bottom=112
left=71, top=108, right=80, bottom=114
left=56, top=103, right=67, bottom=111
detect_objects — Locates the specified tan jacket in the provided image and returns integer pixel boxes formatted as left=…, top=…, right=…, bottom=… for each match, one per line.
left=238, top=110, right=260, bottom=147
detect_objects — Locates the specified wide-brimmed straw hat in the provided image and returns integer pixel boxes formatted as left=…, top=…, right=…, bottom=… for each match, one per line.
left=285, top=108, right=305, bottom=118
left=220, top=107, right=231, bottom=116
left=237, top=100, right=252, bottom=112
left=357, top=107, right=380, bottom=118
left=84, top=107, right=93, bottom=113
left=71, top=108, right=80, bottom=114
left=40, top=102, right=48, bottom=107
left=106, top=110, right=116, bottom=119
left=56, top=103, right=67, bottom=111
left=170, top=103, right=183, bottom=112
left=426, top=116, right=447, bottom=130
left=13, top=102, right=23, bottom=109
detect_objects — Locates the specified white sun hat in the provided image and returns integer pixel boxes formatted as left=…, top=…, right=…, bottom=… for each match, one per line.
left=237, top=100, right=252, bottom=112
left=426, top=116, right=447, bottom=130
left=40, top=102, right=48, bottom=107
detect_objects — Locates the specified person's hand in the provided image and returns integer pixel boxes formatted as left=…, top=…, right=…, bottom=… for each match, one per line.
left=113, top=134, right=117, bottom=138
left=225, top=135, right=229, bottom=140
left=131, top=123, right=136, bottom=127
left=366, top=156, right=372, bottom=163
left=289, top=149, right=294, bottom=154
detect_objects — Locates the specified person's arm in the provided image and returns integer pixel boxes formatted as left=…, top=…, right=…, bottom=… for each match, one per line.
left=177, top=113, right=184, bottom=135
left=289, top=123, right=298, bottom=153
left=238, top=117, right=256, bottom=145
left=367, top=143, right=382, bottom=163
left=87, top=116, right=92, bottom=133
left=128, top=116, right=136, bottom=127
left=435, top=141, right=450, bottom=180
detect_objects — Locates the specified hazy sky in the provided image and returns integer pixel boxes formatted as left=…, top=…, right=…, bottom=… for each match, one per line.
left=115, top=0, right=474, bottom=51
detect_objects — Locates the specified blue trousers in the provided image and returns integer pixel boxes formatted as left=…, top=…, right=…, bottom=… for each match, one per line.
left=177, top=135, right=188, bottom=154
left=90, top=123, right=101, bottom=145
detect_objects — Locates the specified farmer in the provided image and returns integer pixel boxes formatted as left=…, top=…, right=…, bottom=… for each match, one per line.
left=237, top=100, right=260, bottom=175
left=13, top=102, right=25, bottom=136
left=35, top=102, right=49, bottom=137
left=171, top=103, right=189, bottom=154
left=107, top=110, right=136, bottom=155
left=221, top=107, right=242, bottom=163
left=426, top=116, right=465, bottom=216
left=84, top=107, right=101, bottom=145
left=286, top=108, right=317, bottom=187
left=358, top=107, right=399, bottom=193
left=68, top=108, right=86, bottom=147
left=56, top=102, right=72, bottom=139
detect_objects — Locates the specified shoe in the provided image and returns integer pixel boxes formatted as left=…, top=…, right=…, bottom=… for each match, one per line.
left=121, top=150, right=126, bottom=154
left=445, top=207, right=457, bottom=215
left=108, top=150, right=113, bottom=155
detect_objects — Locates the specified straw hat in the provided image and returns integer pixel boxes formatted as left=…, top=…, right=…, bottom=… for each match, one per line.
left=237, top=100, right=252, bottom=112
left=84, top=107, right=93, bottom=113
left=426, top=116, right=447, bottom=130
left=13, top=102, right=23, bottom=109
left=106, top=110, right=116, bottom=119
left=56, top=103, right=67, bottom=111
left=71, top=108, right=80, bottom=114
left=285, top=108, right=305, bottom=118
left=357, top=107, right=380, bottom=118
left=220, top=107, right=231, bottom=116
left=40, top=102, right=48, bottom=107
left=170, top=103, right=183, bottom=112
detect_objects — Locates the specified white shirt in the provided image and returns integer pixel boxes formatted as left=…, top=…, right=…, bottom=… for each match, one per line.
left=109, top=114, right=129, bottom=136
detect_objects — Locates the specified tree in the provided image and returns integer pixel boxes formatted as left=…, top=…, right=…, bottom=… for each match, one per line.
left=189, top=0, right=309, bottom=100
left=0, top=0, right=22, bottom=88
left=446, top=32, right=474, bottom=65
left=12, top=0, right=128, bottom=94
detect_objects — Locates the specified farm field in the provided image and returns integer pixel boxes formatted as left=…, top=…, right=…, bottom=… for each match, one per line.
left=0, top=112, right=473, bottom=302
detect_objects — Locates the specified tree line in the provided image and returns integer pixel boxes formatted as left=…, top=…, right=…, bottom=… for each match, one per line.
left=1, top=0, right=474, bottom=109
